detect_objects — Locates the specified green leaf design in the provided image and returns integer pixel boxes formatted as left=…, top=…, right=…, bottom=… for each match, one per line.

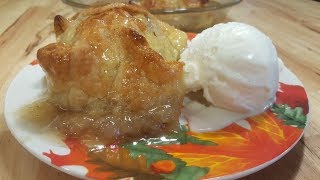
left=271, top=104, right=307, bottom=128
left=163, top=166, right=209, bottom=180
left=185, top=135, right=216, bottom=146
left=123, top=144, right=185, bottom=167
left=123, top=125, right=213, bottom=179
left=123, top=143, right=208, bottom=180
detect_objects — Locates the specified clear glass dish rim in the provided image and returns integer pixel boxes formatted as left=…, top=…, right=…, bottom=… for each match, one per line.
left=62, top=0, right=242, bottom=14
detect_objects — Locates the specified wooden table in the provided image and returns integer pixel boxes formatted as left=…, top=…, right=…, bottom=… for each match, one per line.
left=0, top=0, right=319, bottom=179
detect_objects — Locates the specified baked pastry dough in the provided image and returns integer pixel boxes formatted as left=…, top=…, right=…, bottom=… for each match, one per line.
left=37, top=3, right=187, bottom=143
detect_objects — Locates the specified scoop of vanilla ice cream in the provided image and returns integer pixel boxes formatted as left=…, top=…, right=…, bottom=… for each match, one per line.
left=181, top=22, right=279, bottom=115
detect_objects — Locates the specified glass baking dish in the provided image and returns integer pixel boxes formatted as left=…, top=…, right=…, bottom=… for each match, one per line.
left=63, top=0, right=242, bottom=32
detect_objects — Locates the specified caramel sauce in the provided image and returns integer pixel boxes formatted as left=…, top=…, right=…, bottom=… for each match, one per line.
left=19, top=99, right=61, bottom=129
left=19, top=98, right=176, bottom=145
left=19, top=99, right=174, bottom=177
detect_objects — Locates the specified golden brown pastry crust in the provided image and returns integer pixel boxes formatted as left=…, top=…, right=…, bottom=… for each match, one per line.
left=37, top=3, right=187, bottom=143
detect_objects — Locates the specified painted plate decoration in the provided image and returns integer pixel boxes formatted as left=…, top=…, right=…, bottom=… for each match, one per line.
left=5, top=59, right=309, bottom=179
